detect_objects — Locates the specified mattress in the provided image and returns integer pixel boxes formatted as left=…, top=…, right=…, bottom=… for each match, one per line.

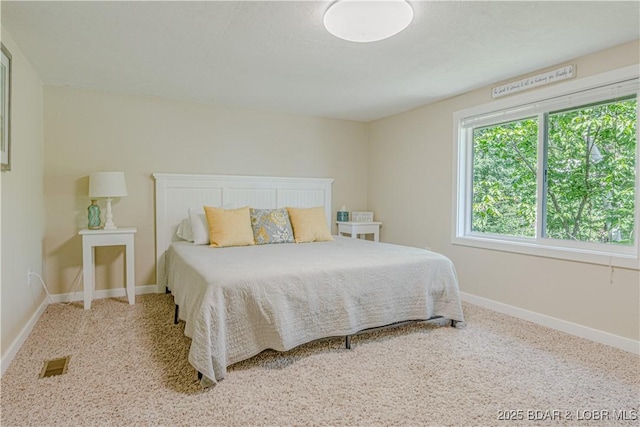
left=166, top=236, right=465, bottom=387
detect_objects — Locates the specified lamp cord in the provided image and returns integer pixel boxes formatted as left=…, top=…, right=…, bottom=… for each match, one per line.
left=29, top=269, right=83, bottom=306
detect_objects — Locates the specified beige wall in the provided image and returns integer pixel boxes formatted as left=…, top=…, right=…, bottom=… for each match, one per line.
left=368, top=40, right=640, bottom=341
left=6, top=27, right=637, bottom=367
left=43, top=87, right=369, bottom=294
left=0, top=28, right=45, bottom=359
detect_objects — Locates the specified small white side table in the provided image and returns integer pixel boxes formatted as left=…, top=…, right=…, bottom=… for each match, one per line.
left=336, top=221, right=382, bottom=242
left=79, top=227, right=137, bottom=310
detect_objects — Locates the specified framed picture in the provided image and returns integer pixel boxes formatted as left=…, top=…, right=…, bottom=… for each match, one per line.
left=1, top=43, right=11, bottom=171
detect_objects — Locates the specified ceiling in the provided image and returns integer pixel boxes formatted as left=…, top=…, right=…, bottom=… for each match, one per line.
left=2, top=1, right=639, bottom=122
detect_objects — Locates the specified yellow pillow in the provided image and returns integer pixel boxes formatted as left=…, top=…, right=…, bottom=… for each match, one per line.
left=204, top=206, right=255, bottom=248
left=286, top=207, right=334, bottom=243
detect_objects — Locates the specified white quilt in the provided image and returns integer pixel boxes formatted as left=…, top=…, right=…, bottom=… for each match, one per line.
left=166, top=237, right=465, bottom=387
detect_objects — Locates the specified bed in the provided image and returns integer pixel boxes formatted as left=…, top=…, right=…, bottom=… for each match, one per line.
left=153, top=173, right=465, bottom=387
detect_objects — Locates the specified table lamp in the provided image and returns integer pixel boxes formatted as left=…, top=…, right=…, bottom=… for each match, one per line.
left=89, top=171, right=127, bottom=229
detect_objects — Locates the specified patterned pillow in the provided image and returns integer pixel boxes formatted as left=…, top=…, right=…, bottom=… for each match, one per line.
left=250, top=208, right=294, bottom=244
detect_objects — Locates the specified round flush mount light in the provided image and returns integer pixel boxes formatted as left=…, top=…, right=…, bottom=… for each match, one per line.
left=323, top=0, right=414, bottom=43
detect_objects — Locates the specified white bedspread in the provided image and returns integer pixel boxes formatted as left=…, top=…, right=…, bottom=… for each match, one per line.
left=166, top=237, right=464, bottom=387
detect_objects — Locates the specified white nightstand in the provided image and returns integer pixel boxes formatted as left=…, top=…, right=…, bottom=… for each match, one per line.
left=336, top=221, right=382, bottom=242
left=79, top=227, right=137, bottom=310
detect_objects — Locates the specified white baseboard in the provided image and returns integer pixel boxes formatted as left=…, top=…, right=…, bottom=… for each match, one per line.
left=1, top=297, right=49, bottom=376
left=461, top=292, right=639, bottom=354
left=6, top=289, right=634, bottom=377
left=50, top=284, right=159, bottom=303
left=1, top=285, right=159, bottom=377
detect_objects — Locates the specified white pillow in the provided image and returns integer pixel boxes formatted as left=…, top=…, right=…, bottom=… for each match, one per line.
left=188, top=207, right=210, bottom=245
left=176, top=218, right=194, bottom=242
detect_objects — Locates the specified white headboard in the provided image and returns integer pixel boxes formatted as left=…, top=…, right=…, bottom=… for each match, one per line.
left=153, top=173, right=334, bottom=293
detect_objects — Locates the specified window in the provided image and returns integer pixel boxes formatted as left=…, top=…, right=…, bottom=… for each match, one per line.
left=472, top=118, right=538, bottom=238
left=454, top=66, right=639, bottom=269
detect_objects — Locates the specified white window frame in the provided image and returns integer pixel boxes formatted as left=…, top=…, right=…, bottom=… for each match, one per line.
left=453, top=65, right=640, bottom=270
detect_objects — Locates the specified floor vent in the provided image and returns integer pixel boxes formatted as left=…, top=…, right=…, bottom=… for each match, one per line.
left=39, top=356, right=70, bottom=379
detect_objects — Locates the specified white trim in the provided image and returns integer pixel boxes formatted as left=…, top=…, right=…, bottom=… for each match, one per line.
left=1, top=297, right=48, bottom=377
left=452, top=234, right=639, bottom=270
left=4, top=288, right=633, bottom=378
left=452, top=65, right=640, bottom=270
left=461, top=292, right=639, bottom=354
left=50, top=284, right=158, bottom=304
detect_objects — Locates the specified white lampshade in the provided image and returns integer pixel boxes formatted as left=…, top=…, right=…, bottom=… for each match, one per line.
left=88, top=171, right=127, bottom=229
left=324, top=0, right=414, bottom=43
left=89, top=172, right=128, bottom=198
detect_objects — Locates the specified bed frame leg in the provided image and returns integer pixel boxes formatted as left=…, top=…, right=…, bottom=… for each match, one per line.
left=345, top=335, right=352, bottom=349
left=165, top=287, right=170, bottom=294
left=174, top=304, right=179, bottom=325
left=451, top=319, right=465, bottom=328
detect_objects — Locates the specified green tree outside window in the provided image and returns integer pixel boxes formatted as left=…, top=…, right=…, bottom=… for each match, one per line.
left=471, top=97, right=637, bottom=246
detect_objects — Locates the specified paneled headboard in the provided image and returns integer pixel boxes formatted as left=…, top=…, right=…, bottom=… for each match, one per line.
left=153, top=173, right=334, bottom=293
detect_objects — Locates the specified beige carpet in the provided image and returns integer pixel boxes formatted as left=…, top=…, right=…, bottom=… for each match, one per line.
left=1, top=294, right=638, bottom=426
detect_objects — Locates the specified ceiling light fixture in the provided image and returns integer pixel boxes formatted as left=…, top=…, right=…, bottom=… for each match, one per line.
left=324, top=0, right=414, bottom=43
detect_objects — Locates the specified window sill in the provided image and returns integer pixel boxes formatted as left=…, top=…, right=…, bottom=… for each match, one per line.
left=452, top=235, right=640, bottom=270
